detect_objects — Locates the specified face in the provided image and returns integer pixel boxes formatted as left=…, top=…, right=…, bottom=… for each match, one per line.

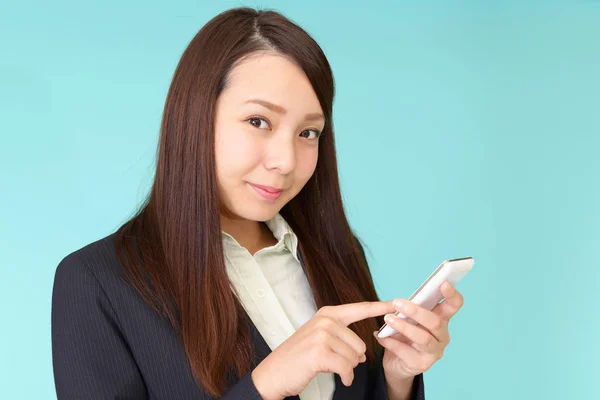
left=214, top=51, right=325, bottom=222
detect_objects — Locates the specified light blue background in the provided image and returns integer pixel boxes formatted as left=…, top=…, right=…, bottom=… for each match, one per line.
left=1, top=1, right=598, bottom=398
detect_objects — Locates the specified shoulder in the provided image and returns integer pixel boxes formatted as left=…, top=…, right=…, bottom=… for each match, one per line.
left=52, top=231, right=129, bottom=305
left=54, top=231, right=119, bottom=276
left=51, top=233, right=150, bottom=399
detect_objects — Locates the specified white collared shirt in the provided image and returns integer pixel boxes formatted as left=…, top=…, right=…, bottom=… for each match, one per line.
left=222, top=213, right=334, bottom=400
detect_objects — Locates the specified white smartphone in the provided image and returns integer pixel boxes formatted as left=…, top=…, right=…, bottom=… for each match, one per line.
left=377, top=257, right=474, bottom=339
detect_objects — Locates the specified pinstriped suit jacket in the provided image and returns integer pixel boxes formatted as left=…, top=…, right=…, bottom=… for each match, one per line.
left=51, top=232, right=425, bottom=399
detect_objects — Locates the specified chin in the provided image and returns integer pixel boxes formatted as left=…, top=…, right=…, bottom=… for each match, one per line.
left=245, top=205, right=282, bottom=222
left=228, top=199, right=283, bottom=222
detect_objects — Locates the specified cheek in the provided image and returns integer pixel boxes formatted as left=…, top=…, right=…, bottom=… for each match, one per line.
left=215, top=126, right=261, bottom=180
left=293, top=148, right=319, bottom=187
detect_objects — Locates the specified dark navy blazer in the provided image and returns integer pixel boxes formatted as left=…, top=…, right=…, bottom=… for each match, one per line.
left=51, top=232, right=425, bottom=399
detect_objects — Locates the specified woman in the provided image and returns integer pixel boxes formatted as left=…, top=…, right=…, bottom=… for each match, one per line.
left=51, top=7, right=464, bottom=400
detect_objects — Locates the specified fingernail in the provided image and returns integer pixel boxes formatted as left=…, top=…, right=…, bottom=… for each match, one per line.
left=393, top=298, right=405, bottom=309
left=384, top=314, right=395, bottom=323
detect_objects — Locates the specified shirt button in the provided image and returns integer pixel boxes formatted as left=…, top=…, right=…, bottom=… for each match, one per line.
left=256, top=289, right=265, bottom=298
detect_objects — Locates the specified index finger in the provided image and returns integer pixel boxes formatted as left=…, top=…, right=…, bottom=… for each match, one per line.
left=321, top=301, right=397, bottom=326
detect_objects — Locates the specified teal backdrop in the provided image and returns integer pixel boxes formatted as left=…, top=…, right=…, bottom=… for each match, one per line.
left=1, top=0, right=598, bottom=398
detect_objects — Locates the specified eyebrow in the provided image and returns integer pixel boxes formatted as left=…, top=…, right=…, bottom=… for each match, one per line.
left=244, top=98, right=325, bottom=122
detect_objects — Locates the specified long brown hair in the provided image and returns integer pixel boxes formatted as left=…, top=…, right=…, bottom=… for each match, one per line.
left=114, top=6, right=384, bottom=396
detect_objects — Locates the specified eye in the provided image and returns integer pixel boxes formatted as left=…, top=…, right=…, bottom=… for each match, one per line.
left=247, top=116, right=270, bottom=130
left=300, top=129, right=322, bottom=140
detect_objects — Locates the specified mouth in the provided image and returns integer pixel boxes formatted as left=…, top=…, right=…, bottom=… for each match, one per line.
left=248, top=183, right=284, bottom=201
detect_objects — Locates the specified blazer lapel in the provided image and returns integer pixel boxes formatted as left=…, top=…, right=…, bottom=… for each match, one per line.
left=296, top=247, right=367, bottom=400
left=239, top=245, right=367, bottom=399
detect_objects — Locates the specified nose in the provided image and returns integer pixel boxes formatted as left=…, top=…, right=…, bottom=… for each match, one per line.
left=264, top=133, right=296, bottom=174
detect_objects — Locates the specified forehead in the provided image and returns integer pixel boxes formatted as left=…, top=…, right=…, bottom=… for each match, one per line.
left=222, top=52, right=323, bottom=114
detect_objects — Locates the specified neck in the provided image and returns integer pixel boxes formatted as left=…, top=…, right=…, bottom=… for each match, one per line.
left=220, top=214, right=273, bottom=251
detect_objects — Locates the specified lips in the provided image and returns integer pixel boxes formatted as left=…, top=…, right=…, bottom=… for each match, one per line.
left=249, top=183, right=283, bottom=201
left=251, top=183, right=283, bottom=193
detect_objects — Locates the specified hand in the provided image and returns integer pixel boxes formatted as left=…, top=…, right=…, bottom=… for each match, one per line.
left=373, top=280, right=465, bottom=384
left=251, top=300, right=397, bottom=400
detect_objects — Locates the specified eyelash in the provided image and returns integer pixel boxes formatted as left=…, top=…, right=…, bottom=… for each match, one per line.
left=246, top=116, right=322, bottom=140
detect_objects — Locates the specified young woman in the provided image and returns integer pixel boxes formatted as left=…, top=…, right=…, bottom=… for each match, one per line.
left=51, top=7, right=464, bottom=400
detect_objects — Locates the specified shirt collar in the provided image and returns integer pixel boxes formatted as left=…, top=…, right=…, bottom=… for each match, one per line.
left=264, top=213, right=299, bottom=262
left=220, top=213, right=300, bottom=262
